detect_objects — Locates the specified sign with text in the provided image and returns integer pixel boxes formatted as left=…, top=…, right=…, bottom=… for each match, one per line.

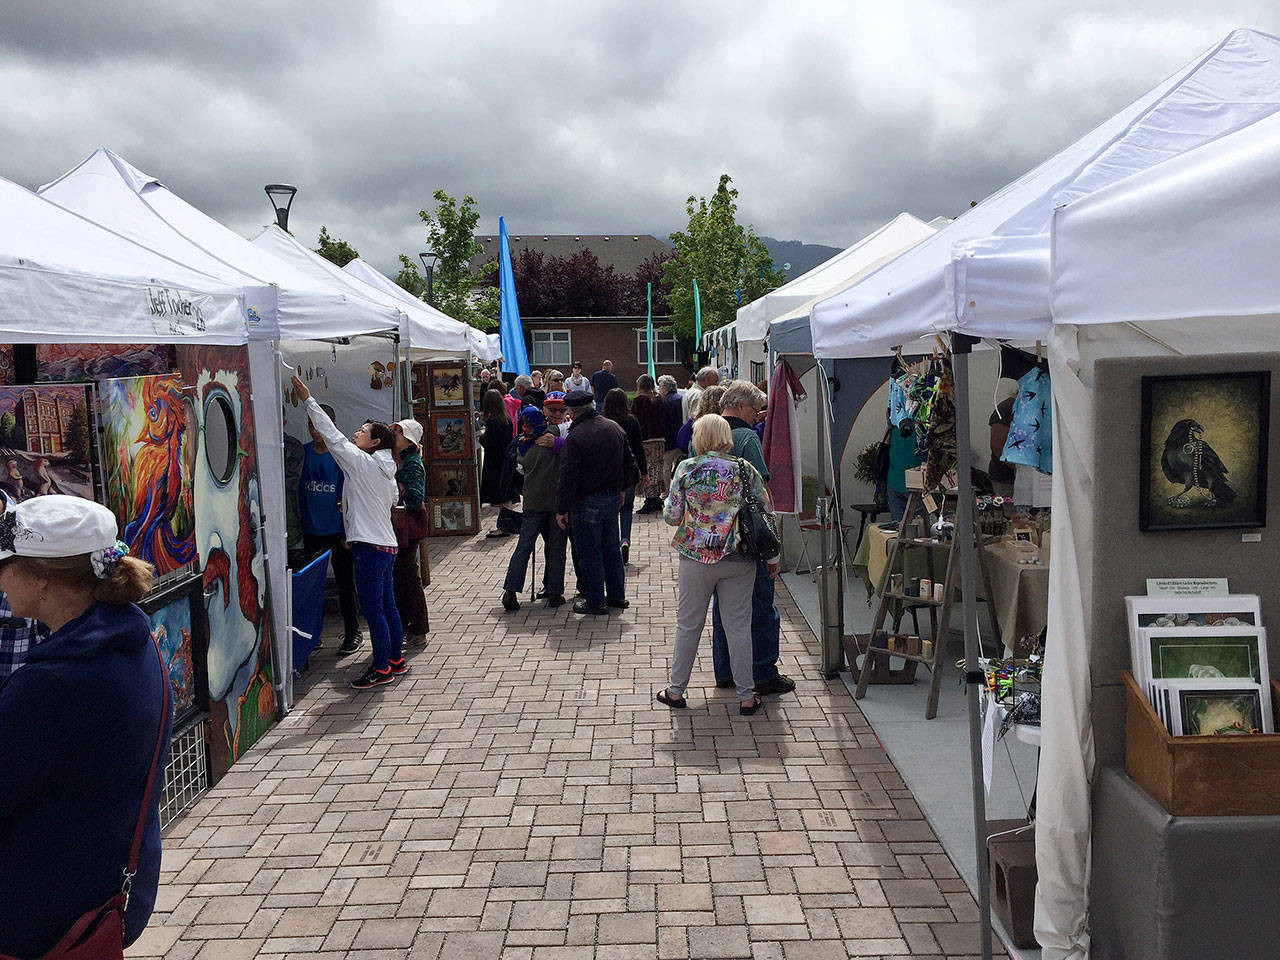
left=1146, top=578, right=1229, bottom=597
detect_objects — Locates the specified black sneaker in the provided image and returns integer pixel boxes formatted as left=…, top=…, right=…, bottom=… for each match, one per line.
left=715, top=678, right=736, bottom=689
left=546, top=594, right=566, bottom=608
left=605, top=598, right=629, bottom=610
left=338, top=633, right=363, bottom=656
left=388, top=658, right=408, bottom=676
left=351, top=665, right=395, bottom=689
left=621, top=542, right=629, bottom=565
left=756, top=674, right=796, bottom=696
left=502, top=590, right=520, bottom=611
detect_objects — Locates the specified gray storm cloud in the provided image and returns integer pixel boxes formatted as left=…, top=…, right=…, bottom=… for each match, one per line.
left=2, top=0, right=1276, bottom=274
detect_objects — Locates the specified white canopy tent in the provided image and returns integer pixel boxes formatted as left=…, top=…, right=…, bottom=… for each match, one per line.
left=0, top=177, right=246, bottom=344
left=40, top=148, right=404, bottom=715
left=341, top=257, right=502, bottom=362
left=1028, top=103, right=1280, bottom=960
left=738, top=212, right=937, bottom=344
left=810, top=29, right=1280, bottom=357
left=252, top=226, right=473, bottom=357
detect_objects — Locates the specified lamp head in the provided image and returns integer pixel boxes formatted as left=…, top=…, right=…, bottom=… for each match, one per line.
left=264, top=183, right=298, bottom=232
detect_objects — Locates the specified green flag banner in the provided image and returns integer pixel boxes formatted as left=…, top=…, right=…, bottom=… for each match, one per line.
left=693, top=278, right=702, bottom=347
left=646, top=282, right=656, bottom=380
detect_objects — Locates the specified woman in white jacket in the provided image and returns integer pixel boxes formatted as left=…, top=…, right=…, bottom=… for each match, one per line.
left=292, top=375, right=405, bottom=689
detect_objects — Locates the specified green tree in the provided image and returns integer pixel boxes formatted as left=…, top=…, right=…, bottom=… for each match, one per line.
left=663, top=174, right=784, bottom=354
left=315, top=227, right=360, bottom=267
left=394, top=255, right=428, bottom=299
left=0, top=411, right=14, bottom=447
left=409, top=190, right=498, bottom=331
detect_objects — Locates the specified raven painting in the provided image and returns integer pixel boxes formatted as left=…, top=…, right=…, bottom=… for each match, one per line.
left=1160, top=418, right=1236, bottom=507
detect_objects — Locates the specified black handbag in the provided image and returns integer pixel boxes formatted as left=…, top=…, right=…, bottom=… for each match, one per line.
left=734, top=458, right=781, bottom=563
left=496, top=506, right=524, bottom=535
left=871, top=426, right=892, bottom=485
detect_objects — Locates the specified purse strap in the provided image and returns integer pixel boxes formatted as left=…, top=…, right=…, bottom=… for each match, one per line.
left=123, top=631, right=170, bottom=909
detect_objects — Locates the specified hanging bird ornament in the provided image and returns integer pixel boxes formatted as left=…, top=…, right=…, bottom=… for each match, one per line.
left=1160, top=418, right=1236, bottom=508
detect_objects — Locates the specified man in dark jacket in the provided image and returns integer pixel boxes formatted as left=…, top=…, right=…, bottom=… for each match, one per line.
left=556, top=390, right=627, bottom=615
left=590, top=359, right=619, bottom=411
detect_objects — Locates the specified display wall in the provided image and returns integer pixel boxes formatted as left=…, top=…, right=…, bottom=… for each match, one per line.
left=1091, top=353, right=1280, bottom=766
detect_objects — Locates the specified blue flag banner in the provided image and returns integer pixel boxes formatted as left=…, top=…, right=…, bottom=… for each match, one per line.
left=497, top=216, right=530, bottom=375
left=646, top=283, right=656, bottom=381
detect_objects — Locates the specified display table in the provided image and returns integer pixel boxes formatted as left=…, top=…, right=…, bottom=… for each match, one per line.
left=852, top=522, right=952, bottom=596
left=981, top=540, right=1049, bottom=648
left=1090, top=764, right=1280, bottom=960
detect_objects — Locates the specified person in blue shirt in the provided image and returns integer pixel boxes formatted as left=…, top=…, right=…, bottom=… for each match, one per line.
left=299, top=403, right=362, bottom=654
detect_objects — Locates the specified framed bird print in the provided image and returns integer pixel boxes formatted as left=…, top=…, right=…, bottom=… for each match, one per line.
left=1139, top=371, right=1270, bottom=531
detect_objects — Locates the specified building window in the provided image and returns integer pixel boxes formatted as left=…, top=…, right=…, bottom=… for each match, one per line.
left=636, top=328, right=682, bottom=366
left=532, top=329, right=571, bottom=367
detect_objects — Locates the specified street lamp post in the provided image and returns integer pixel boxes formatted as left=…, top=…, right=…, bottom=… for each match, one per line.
left=264, top=184, right=298, bottom=232
left=418, top=251, right=438, bottom=307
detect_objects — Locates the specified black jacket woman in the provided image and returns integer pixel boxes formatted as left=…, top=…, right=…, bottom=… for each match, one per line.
left=479, top=387, right=512, bottom=507
left=0, top=495, right=169, bottom=958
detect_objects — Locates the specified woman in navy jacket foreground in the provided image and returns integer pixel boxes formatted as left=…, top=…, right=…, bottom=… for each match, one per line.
left=0, top=494, right=169, bottom=958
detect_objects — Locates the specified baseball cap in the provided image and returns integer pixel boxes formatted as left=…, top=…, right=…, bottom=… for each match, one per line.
left=394, top=419, right=424, bottom=445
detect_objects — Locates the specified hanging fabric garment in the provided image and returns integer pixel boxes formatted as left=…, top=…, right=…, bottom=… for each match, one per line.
left=762, top=358, right=807, bottom=513
left=924, top=357, right=957, bottom=490
left=887, top=377, right=912, bottom=429
left=1000, top=365, right=1052, bottom=474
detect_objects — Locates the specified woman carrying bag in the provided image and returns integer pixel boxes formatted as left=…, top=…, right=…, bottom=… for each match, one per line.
left=0, top=495, right=170, bottom=960
left=657, top=414, right=779, bottom=716
left=391, top=419, right=429, bottom=648
left=292, top=375, right=405, bottom=689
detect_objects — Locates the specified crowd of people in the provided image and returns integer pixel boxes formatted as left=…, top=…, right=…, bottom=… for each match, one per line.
left=483, top=361, right=795, bottom=705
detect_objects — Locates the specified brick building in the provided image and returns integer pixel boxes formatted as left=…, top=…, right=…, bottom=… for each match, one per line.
left=21, top=389, right=73, bottom=454
left=471, top=234, right=692, bottom=387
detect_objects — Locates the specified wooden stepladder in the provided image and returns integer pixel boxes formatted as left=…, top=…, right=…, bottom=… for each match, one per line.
left=853, top=487, right=994, bottom=719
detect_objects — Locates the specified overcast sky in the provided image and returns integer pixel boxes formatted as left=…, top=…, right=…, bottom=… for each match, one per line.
left=3, top=1, right=1278, bottom=277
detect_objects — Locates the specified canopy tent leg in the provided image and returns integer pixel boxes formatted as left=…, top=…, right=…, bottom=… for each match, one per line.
left=951, top=333, right=994, bottom=960
left=816, top=363, right=843, bottom=677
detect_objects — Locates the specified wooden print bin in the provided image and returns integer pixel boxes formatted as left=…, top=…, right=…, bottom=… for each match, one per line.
left=1123, top=670, right=1280, bottom=816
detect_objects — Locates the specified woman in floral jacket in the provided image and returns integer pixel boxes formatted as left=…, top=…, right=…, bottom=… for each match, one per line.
left=658, top=414, right=778, bottom=715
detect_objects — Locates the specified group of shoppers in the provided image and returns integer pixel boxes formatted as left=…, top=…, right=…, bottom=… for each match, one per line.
left=291, top=375, right=429, bottom=691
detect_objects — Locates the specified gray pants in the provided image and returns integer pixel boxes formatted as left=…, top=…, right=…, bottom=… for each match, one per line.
left=669, top=554, right=757, bottom=701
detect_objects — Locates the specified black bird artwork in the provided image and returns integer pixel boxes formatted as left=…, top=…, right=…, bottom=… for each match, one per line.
left=1160, top=418, right=1236, bottom=507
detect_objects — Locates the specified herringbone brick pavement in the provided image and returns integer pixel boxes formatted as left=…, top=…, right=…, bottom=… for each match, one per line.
left=126, top=506, right=995, bottom=959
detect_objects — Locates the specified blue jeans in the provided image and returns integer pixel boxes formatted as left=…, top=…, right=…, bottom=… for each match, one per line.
left=569, top=489, right=626, bottom=608
left=503, top=509, right=568, bottom=595
left=619, top=484, right=636, bottom=544
left=351, top=543, right=402, bottom=671
left=888, top=488, right=919, bottom=523
left=711, top=558, right=780, bottom=684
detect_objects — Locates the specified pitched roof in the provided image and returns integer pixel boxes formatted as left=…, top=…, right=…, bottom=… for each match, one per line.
left=470, top=234, right=672, bottom=276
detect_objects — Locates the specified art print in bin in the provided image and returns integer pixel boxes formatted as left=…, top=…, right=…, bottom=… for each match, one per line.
left=98, top=374, right=197, bottom=586
left=1179, top=688, right=1263, bottom=736
left=177, top=345, right=275, bottom=778
left=0, top=383, right=97, bottom=502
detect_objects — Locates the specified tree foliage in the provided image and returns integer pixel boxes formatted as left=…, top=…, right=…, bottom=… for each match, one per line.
left=409, top=190, right=498, bottom=331
left=315, top=227, right=360, bottom=267
left=479, top=248, right=675, bottom=319
left=393, top=255, right=428, bottom=299
left=662, top=174, right=784, bottom=346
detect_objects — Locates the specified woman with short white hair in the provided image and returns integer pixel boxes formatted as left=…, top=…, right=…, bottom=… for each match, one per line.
left=659, top=414, right=778, bottom=715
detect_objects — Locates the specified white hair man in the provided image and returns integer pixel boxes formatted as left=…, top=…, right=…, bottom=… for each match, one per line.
left=708, top=380, right=792, bottom=698
left=682, top=366, right=721, bottom=421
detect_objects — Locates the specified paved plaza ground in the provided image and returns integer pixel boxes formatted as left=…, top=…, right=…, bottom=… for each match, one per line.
left=127, top=508, right=995, bottom=959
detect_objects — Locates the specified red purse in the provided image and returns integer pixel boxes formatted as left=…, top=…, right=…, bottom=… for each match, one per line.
left=0, top=635, right=170, bottom=960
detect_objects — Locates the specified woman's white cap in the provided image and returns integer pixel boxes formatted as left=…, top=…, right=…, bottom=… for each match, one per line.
left=0, top=494, right=119, bottom=562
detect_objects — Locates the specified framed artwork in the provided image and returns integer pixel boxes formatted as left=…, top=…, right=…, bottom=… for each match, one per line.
left=429, top=363, right=467, bottom=408
left=430, top=411, right=471, bottom=460
left=0, top=383, right=99, bottom=502
left=1139, top=371, right=1270, bottom=531
left=429, top=496, right=478, bottom=536
left=1177, top=684, right=1266, bottom=736
left=1141, top=626, right=1268, bottom=685
left=98, top=374, right=198, bottom=588
left=36, top=343, right=170, bottom=382
left=140, top=578, right=209, bottom=731
left=430, top=462, right=476, bottom=498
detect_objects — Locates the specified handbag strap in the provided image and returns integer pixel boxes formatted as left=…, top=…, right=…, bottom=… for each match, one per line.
left=124, top=631, right=170, bottom=907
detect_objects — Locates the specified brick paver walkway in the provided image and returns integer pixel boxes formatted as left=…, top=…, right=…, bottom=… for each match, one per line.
left=128, top=508, right=991, bottom=959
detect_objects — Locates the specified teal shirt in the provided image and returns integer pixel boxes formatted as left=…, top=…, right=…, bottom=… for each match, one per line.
left=886, top=427, right=924, bottom=493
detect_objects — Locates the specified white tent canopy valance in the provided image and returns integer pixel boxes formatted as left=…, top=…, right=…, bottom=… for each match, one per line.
left=811, top=28, right=1280, bottom=360
left=0, top=177, right=247, bottom=344
left=39, top=149, right=401, bottom=342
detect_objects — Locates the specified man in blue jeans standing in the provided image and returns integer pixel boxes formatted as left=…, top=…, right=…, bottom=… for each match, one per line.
left=556, top=390, right=627, bottom=616
left=710, top=381, right=794, bottom=697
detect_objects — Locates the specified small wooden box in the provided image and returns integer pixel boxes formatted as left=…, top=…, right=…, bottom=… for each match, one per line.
left=1124, top=670, right=1280, bottom=816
